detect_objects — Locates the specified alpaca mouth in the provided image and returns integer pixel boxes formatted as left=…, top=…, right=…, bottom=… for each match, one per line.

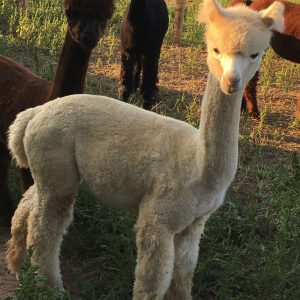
left=80, top=30, right=100, bottom=51
left=221, top=83, right=240, bottom=95
left=227, top=86, right=239, bottom=94
left=80, top=36, right=99, bottom=51
left=80, top=39, right=98, bottom=51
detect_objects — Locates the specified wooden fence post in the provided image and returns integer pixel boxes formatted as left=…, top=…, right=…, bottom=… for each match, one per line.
left=173, top=0, right=187, bottom=45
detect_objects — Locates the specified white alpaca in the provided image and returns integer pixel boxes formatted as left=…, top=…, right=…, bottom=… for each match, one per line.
left=7, top=0, right=284, bottom=298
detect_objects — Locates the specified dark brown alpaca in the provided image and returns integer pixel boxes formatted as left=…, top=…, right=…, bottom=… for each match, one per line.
left=0, top=0, right=114, bottom=226
left=230, top=0, right=300, bottom=118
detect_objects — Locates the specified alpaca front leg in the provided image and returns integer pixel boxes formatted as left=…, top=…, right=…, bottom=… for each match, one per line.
left=133, top=216, right=175, bottom=300
left=120, top=51, right=135, bottom=102
left=6, top=186, right=35, bottom=278
left=133, top=54, right=142, bottom=93
left=166, top=215, right=209, bottom=300
left=26, top=193, right=75, bottom=290
left=141, top=51, right=160, bottom=110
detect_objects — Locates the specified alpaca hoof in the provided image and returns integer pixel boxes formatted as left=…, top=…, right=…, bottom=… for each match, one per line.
left=58, top=285, right=65, bottom=292
left=249, top=111, right=260, bottom=119
left=143, top=95, right=159, bottom=110
left=143, top=101, right=153, bottom=110
left=118, top=86, right=131, bottom=102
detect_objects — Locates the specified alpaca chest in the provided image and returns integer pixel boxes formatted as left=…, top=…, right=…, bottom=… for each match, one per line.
left=189, top=180, right=229, bottom=217
left=192, top=155, right=238, bottom=215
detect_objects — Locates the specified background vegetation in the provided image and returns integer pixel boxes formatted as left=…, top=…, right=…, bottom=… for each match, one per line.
left=0, top=0, right=299, bottom=299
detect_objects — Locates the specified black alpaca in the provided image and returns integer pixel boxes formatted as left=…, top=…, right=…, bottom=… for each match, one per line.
left=120, top=0, right=169, bottom=110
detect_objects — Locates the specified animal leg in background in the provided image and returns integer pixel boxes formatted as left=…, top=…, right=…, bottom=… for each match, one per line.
left=140, top=49, right=161, bottom=110
left=242, top=70, right=260, bottom=118
left=6, top=186, right=34, bottom=277
left=120, top=51, right=136, bottom=102
left=0, top=142, right=14, bottom=225
left=133, top=54, right=142, bottom=94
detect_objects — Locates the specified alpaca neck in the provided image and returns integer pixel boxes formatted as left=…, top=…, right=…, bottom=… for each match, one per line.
left=49, top=31, right=91, bottom=100
left=130, top=0, right=146, bottom=8
left=197, top=72, right=243, bottom=190
left=129, top=0, right=146, bottom=21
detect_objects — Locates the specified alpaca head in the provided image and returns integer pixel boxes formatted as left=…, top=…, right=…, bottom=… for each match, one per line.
left=199, top=0, right=284, bottom=95
left=64, top=0, right=114, bottom=51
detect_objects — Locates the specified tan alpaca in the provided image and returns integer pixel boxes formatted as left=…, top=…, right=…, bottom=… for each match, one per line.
left=7, top=0, right=284, bottom=298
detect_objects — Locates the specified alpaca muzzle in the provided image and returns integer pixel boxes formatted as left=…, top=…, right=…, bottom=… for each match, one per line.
left=221, top=72, right=242, bottom=94
left=80, top=23, right=99, bottom=50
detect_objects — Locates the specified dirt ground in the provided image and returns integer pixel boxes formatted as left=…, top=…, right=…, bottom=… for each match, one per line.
left=0, top=227, right=18, bottom=299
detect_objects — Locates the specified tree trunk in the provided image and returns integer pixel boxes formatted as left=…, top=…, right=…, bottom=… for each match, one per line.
left=173, top=0, right=187, bottom=45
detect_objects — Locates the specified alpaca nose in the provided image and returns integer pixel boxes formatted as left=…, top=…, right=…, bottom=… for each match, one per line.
left=81, top=29, right=97, bottom=48
left=227, top=74, right=241, bottom=87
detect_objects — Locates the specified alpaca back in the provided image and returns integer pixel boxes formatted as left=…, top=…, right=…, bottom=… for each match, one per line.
left=8, top=94, right=198, bottom=206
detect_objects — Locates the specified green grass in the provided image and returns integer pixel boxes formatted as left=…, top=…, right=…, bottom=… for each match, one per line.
left=6, top=250, right=69, bottom=300
left=1, top=0, right=300, bottom=299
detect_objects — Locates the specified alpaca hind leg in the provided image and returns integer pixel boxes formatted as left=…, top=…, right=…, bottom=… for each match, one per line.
left=25, top=141, right=80, bottom=289
left=6, top=185, right=35, bottom=277
left=166, top=215, right=210, bottom=300
left=133, top=54, right=142, bottom=93
left=119, top=51, right=135, bottom=102
left=133, top=212, right=175, bottom=300
left=27, top=191, right=75, bottom=290
left=140, top=50, right=160, bottom=110
left=0, top=142, right=14, bottom=226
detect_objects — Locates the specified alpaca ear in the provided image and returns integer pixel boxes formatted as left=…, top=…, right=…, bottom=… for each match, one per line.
left=198, top=0, right=225, bottom=24
left=260, top=1, right=285, bottom=33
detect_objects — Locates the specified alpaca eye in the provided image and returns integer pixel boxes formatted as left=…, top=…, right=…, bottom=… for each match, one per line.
left=250, top=53, right=259, bottom=59
left=213, top=48, right=220, bottom=55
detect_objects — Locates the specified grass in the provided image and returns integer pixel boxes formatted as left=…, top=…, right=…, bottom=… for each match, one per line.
left=6, top=250, right=69, bottom=300
left=1, top=0, right=300, bottom=299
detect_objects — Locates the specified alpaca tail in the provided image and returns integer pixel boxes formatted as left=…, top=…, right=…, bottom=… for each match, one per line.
left=8, top=106, right=42, bottom=168
left=6, top=186, right=35, bottom=277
